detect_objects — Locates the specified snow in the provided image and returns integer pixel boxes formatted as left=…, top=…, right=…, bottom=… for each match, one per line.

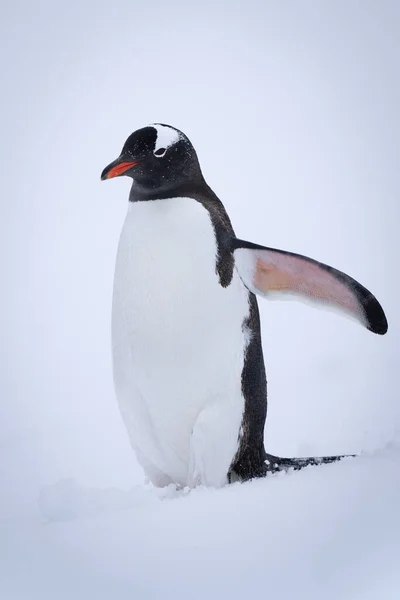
left=2, top=1, right=400, bottom=599
left=1, top=450, right=399, bottom=599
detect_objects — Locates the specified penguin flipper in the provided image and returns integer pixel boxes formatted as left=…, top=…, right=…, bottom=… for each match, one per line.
left=232, top=239, right=388, bottom=335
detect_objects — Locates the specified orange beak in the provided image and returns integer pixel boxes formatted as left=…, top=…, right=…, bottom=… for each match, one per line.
left=101, top=159, right=139, bottom=180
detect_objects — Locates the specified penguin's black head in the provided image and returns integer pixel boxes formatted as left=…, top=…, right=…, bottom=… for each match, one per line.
left=101, top=124, right=204, bottom=199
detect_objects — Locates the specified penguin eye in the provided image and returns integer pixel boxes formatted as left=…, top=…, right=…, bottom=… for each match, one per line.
left=154, top=147, right=167, bottom=157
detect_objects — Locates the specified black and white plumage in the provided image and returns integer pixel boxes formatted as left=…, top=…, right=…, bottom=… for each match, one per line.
left=101, top=123, right=387, bottom=488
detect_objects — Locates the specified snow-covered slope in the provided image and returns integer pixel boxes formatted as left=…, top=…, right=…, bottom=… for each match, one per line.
left=1, top=450, right=399, bottom=600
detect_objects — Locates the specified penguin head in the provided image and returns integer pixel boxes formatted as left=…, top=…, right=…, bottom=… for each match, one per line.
left=101, top=124, right=203, bottom=195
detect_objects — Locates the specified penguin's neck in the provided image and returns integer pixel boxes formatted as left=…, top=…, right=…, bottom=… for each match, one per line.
left=129, top=178, right=209, bottom=203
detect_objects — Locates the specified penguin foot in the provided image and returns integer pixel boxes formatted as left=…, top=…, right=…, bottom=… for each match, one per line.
left=229, top=445, right=269, bottom=482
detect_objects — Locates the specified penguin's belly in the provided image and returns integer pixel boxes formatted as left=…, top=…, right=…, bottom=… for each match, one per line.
left=112, top=197, right=250, bottom=488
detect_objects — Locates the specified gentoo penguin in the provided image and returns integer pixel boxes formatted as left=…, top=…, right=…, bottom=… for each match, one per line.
left=101, top=123, right=388, bottom=488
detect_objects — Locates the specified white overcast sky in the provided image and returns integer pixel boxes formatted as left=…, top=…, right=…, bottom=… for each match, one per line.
left=1, top=0, right=399, bottom=514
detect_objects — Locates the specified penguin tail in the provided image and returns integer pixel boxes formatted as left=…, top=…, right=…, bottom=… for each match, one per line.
left=264, top=452, right=355, bottom=474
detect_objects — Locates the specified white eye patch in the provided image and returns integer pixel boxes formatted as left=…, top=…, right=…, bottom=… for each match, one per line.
left=151, top=123, right=181, bottom=157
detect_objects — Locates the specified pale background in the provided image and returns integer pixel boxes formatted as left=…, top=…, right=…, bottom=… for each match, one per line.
left=1, top=1, right=399, bottom=597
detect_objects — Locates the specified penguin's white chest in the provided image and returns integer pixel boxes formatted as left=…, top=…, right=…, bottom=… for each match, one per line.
left=112, top=197, right=250, bottom=488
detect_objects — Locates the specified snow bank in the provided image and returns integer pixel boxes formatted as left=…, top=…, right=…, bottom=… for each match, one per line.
left=38, top=478, right=185, bottom=522
left=2, top=449, right=399, bottom=600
